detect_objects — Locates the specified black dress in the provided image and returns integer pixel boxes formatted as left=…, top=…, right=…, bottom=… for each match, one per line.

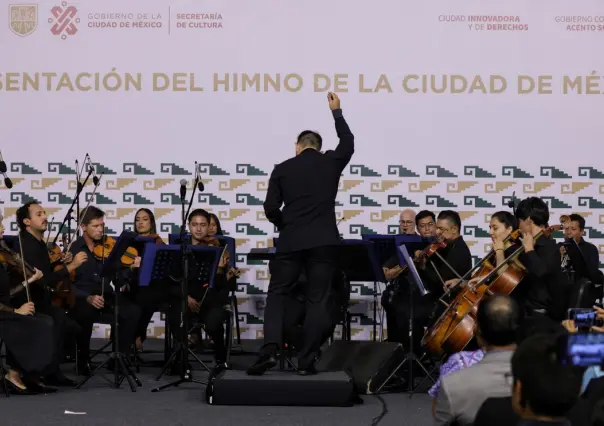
left=0, top=264, right=55, bottom=375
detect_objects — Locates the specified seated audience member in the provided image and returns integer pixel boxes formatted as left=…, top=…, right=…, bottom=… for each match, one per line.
left=510, top=334, right=584, bottom=425
left=433, top=294, right=521, bottom=426
left=474, top=317, right=590, bottom=426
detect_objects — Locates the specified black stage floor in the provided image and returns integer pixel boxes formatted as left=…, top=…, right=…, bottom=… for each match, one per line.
left=2, top=339, right=434, bottom=426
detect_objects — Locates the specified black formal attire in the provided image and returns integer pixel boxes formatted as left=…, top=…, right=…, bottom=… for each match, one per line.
left=261, top=108, right=354, bottom=368
left=0, top=264, right=55, bottom=376
left=515, top=235, right=569, bottom=321
left=14, top=231, right=81, bottom=379
left=559, top=237, right=602, bottom=309
left=67, top=238, right=141, bottom=366
left=164, top=241, right=232, bottom=364
left=474, top=396, right=586, bottom=426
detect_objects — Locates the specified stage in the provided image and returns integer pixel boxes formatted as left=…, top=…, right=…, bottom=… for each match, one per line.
left=2, top=339, right=433, bottom=426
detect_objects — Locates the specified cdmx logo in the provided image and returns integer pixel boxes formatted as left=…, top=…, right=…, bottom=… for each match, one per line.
left=49, top=1, right=79, bottom=39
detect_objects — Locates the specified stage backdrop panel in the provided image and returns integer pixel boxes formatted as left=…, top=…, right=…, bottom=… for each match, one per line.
left=1, top=0, right=603, bottom=339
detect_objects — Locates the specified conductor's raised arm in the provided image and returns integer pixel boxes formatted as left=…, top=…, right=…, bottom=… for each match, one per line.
left=327, top=93, right=354, bottom=167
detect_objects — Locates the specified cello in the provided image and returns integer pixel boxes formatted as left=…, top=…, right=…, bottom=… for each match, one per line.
left=422, top=224, right=561, bottom=356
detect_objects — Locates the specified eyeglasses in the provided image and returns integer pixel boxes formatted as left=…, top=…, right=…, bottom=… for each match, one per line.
left=418, top=222, right=435, bottom=229
left=399, top=220, right=414, bottom=225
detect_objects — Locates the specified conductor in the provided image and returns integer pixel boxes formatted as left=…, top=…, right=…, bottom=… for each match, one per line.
left=247, top=93, right=354, bottom=375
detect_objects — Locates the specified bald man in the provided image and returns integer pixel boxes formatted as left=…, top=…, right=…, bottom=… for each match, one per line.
left=399, top=209, right=416, bottom=234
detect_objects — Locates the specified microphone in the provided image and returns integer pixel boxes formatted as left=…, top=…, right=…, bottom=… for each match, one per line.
left=180, top=179, right=187, bottom=199
left=507, top=191, right=516, bottom=209
left=0, top=150, right=13, bottom=189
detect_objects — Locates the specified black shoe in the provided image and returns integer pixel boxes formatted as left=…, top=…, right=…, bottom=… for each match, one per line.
left=46, top=373, right=77, bottom=387
left=4, top=378, right=39, bottom=395
left=22, top=377, right=57, bottom=394
left=246, top=354, right=277, bottom=376
left=297, top=364, right=318, bottom=376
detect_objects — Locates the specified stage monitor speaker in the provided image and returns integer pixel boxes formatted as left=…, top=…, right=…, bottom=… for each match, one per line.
left=315, top=341, right=405, bottom=394
left=206, top=370, right=356, bottom=406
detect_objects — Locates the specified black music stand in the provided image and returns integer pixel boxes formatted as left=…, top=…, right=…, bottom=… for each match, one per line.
left=395, top=244, right=435, bottom=395
left=139, top=244, right=221, bottom=392
left=338, top=239, right=385, bottom=341
left=76, top=231, right=142, bottom=392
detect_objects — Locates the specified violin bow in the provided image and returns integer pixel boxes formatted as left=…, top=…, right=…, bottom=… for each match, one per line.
left=45, top=216, right=55, bottom=245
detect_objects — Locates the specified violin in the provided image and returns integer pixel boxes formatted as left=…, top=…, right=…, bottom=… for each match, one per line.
left=200, top=236, right=240, bottom=280
left=0, top=240, right=37, bottom=298
left=92, top=235, right=139, bottom=267
left=384, top=238, right=447, bottom=281
left=48, top=233, right=77, bottom=309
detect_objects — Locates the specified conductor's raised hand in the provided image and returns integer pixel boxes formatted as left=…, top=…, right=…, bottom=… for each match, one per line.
left=327, top=92, right=340, bottom=110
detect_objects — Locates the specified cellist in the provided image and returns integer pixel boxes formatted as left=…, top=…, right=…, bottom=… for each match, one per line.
left=514, top=197, right=569, bottom=320
left=15, top=201, right=87, bottom=386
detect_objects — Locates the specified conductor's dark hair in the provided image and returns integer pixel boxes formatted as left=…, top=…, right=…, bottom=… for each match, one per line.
left=188, top=208, right=210, bottom=224
left=569, top=213, right=585, bottom=230
left=16, top=201, right=38, bottom=230
left=415, top=210, right=436, bottom=227
left=512, top=334, right=583, bottom=418
left=476, top=294, right=521, bottom=346
left=80, top=206, right=105, bottom=226
left=515, top=197, right=549, bottom=227
left=438, top=210, right=462, bottom=231
left=296, top=130, right=322, bottom=150
left=491, top=211, right=518, bottom=231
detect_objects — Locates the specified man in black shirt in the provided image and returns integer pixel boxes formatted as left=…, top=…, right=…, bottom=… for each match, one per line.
left=67, top=206, right=141, bottom=375
left=15, top=202, right=87, bottom=386
left=560, top=213, right=602, bottom=308
left=248, top=92, right=354, bottom=375
left=515, top=197, right=569, bottom=320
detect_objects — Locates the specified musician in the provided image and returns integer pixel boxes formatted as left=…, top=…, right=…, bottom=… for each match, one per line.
left=248, top=92, right=354, bottom=376
left=514, top=197, right=569, bottom=320
left=67, top=206, right=141, bottom=375
left=382, top=210, right=435, bottom=347
left=15, top=201, right=87, bottom=386
left=165, top=208, right=232, bottom=368
left=0, top=211, right=56, bottom=394
left=208, top=213, right=224, bottom=237
left=130, top=208, right=165, bottom=350
left=560, top=213, right=601, bottom=284
left=423, top=210, right=472, bottom=294
left=398, top=209, right=417, bottom=235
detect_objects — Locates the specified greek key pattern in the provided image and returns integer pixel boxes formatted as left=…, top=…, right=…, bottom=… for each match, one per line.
left=1, top=161, right=603, bottom=340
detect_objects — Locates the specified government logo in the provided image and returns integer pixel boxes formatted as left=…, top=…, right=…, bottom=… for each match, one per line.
left=9, top=4, right=38, bottom=37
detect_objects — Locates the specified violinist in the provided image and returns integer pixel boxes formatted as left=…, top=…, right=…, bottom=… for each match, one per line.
left=514, top=197, right=569, bottom=320
left=166, top=208, right=232, bottom=370
left=208, top=213, right=224, bottom=237
left=0, top=211, right=56, bottom=394
left=422, top=210, right=472, bottom=295
left=66, top=206, right=141, bottom=375
left=15, top=201, right=86, bottom=386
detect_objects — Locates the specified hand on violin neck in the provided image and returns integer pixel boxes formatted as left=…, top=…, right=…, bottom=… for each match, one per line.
left=15, top=301, right=35, bottom=316
left=87, top=295, right=104, bottom=309
left=444, top=278, right=466, bottom=291
left=28, top=268, right=43, bottom=284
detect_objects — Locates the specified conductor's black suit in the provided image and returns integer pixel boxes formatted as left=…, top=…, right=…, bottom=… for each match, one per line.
left=261, top=107, right=354, bottom=369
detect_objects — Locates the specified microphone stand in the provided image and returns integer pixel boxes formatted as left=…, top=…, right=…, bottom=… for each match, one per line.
left=152, top=174, right=207, bottom=392
left=566, top=238, right=593, bottom=309
left=52, top=167, right=94, bottom=245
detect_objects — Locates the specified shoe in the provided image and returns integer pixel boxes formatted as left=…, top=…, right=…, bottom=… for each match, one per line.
left=46, top=373, right=77, bottom=387
left=22, top=377, right=57, bottom=394
left=246, top=354, right=277, bottom=376
left=297, top=364, right=318, bottom=376
left=4, top=377, right=39, bottom=395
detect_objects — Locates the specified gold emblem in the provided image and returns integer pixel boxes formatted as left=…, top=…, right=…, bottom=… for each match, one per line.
left=9, top=4, right=37, bottom=37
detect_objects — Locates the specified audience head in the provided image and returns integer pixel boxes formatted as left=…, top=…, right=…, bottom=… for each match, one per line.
left=511, top=334, right=583, bottom=420
left=476, top=294, right=521, bottom=348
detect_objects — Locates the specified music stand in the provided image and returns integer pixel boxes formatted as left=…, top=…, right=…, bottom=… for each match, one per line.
left=338, top=239, right=386, bottom=341
left=139, top=244, right=221, bottom=392
left=76, top=231, right=142, bottom=392
left=395, top=244, right=436, bottom=395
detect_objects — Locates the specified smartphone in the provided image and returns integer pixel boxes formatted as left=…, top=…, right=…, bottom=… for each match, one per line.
left=568, top=308, right=601, bottom=329
left=559, top=332, right=604, bottom=367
